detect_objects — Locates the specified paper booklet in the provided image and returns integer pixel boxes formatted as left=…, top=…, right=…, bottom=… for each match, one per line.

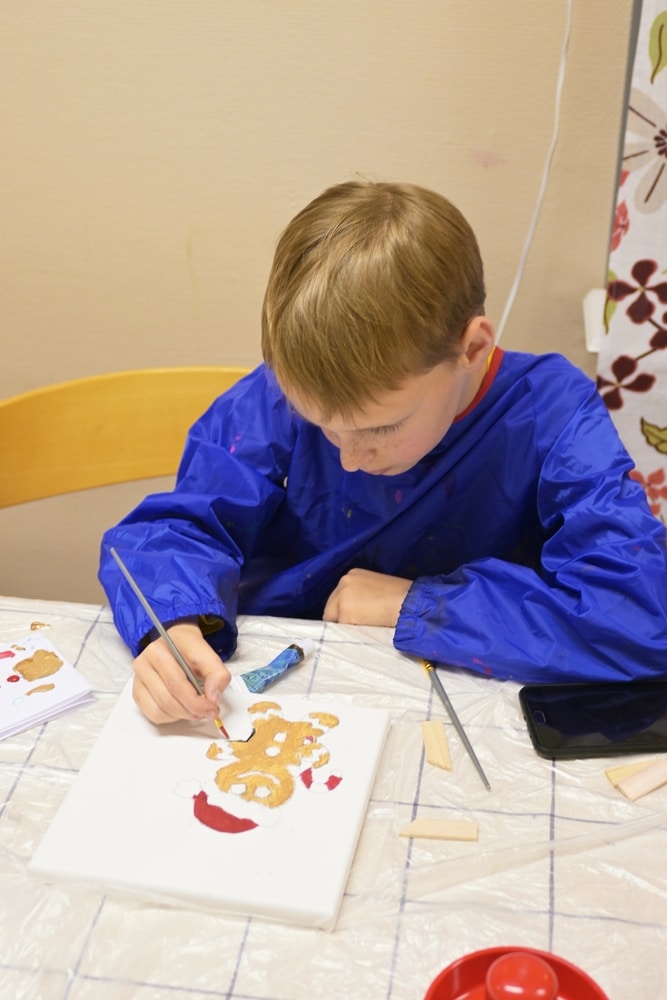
left=30, top=678, right=389, bottom=930
left=0, top=633, right=94, bottom=740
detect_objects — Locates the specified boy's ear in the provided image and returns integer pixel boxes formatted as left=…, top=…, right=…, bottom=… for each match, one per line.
left=461, top=316, right=495, bottom=368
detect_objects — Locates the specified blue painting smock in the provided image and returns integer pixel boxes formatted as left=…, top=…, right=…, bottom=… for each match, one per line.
left=99, top=349, right=667, bottom=682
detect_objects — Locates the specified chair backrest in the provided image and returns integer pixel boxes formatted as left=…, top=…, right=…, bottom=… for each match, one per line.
left=0, top=366, right=250, bottom=508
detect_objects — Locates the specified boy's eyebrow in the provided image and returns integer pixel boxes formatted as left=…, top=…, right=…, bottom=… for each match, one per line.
left=367, top=418, right=406, bottom=432
left=332, top=405, right=416, bottom=433
left=299, top=410, right=407, bottom=434
left=286, top=395, right=414, bottom=433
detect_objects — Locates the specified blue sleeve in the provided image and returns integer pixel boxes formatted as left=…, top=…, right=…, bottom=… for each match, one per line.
left=394, top=385, right=667, bottom=682
left=98, top=367, right=295, bottom=657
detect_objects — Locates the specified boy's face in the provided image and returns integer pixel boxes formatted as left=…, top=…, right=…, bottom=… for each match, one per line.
left=287, top=357, right=483, bottom=477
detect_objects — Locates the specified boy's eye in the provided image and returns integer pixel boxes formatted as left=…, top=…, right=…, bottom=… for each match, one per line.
left=371, top=421, right=403, bottom=436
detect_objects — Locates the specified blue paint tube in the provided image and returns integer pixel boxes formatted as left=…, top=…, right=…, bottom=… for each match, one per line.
left=238, top=639, right=315, bottom=694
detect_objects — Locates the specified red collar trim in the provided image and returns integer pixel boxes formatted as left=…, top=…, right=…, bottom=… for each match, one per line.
left=454, top=346, right=503, bottom=423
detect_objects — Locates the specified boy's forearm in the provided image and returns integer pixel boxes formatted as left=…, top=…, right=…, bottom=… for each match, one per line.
left=99, top=530, right=240, bottom=659
left=394, top=565, right=667, bottom=684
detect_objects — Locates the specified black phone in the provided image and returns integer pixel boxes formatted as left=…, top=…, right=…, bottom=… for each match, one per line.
left=519, top=679, right=667, bottom=759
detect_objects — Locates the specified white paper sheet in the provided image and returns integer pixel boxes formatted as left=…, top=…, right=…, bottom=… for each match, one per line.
left=30, top=679, right=389, bottom=929
left=0, top=633, right=93, bottom=740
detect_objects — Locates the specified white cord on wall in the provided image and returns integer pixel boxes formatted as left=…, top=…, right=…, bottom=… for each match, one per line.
left=496, top=0, right=574, bottom=341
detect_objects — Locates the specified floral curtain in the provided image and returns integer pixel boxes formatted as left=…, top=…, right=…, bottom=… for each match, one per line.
left=597, top=1, right=667, bottom=524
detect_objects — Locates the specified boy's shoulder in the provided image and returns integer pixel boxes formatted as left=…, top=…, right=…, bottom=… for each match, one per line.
left=480, top=350, right=601, bottom=437
left=499, top=349, right=591, bottom=380
left=206, top=363, right=284, bottom=412
left=495, top=349, right=596, bottom=402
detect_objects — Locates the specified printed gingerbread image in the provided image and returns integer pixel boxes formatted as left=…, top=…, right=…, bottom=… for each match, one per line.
left=2, top=642, right=63, bottom=695
left=14, top=648, right=63, bottom=682
left=0, top=634, right=93, bottom=741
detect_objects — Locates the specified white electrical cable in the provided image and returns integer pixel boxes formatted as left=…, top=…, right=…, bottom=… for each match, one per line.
left=496, top=0, right=574, bottom=341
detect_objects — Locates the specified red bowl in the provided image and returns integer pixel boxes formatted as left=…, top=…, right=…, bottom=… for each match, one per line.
left=424, top=946, right=609, bottom=1000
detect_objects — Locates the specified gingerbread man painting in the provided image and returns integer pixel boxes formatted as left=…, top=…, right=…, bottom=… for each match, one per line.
left=190, top=700, right=343, bottom=834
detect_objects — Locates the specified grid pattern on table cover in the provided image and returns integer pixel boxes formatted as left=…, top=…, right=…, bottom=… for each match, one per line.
left=0, top=596, right=666, bottom=1000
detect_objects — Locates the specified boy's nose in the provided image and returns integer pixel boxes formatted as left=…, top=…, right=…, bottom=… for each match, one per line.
left=338, top=436, right=374, bottom=472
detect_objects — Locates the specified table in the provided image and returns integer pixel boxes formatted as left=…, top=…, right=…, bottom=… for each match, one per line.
left=1, top=595, right=666, bottom=999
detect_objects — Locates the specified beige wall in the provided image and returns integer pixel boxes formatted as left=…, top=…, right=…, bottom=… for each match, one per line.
left=1, top=1, right=633, bottom=604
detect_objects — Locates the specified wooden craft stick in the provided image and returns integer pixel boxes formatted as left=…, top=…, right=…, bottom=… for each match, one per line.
left=605, top=758, right=656, bottom=788
left=616, top=757, right=667, bottom=801
left=399, top=818, right=479, bottom=841
left=421, top=719, right=452, bottom=770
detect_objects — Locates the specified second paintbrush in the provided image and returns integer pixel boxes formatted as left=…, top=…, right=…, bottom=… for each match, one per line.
left=421, top=658, right=491, bottom=790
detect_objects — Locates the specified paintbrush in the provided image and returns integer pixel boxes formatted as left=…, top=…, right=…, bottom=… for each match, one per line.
left=421, top=659, right=491, bottom=790
left=110, top=547, right=229, bottom=738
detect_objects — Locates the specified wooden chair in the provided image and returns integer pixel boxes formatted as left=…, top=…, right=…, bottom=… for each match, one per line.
left=0, top=366, right=249, bottom=508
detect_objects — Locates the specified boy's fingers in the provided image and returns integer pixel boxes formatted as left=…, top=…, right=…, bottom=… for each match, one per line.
left=167, top=625, right=231, bottom=705
left=134, top=643, right=206, bottom=721
left=322, top=590, right=340, bottom=622
left=132, top=627, right=228, bottom=724
left=201, top=662, right=231, bottom=705
left=133, top=674, right=182, bottom=725
left=323, top=569, right=411, bottom=627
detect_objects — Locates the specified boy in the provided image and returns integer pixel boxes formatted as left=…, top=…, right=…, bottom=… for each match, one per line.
left=99, top=180, right=667, bottom=726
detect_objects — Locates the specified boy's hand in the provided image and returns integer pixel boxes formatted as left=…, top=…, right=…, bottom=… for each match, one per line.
left=323, top=568, right=411, bottom=627
left=132, top=621, right=231, bottom=725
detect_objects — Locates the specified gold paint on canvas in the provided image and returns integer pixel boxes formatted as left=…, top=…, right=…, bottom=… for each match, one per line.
left=214, top=705, right=339, bottom=809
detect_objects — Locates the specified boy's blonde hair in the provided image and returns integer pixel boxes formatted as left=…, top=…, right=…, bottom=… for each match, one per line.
left=261, top=180, right=485, bottom=419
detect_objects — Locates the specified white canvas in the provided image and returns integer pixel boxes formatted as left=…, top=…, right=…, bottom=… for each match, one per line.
left=29, top=679, right=389, bottom=929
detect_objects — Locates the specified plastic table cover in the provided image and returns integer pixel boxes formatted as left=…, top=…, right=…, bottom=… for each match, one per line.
left=1, top=595, right=666, bottom=1000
